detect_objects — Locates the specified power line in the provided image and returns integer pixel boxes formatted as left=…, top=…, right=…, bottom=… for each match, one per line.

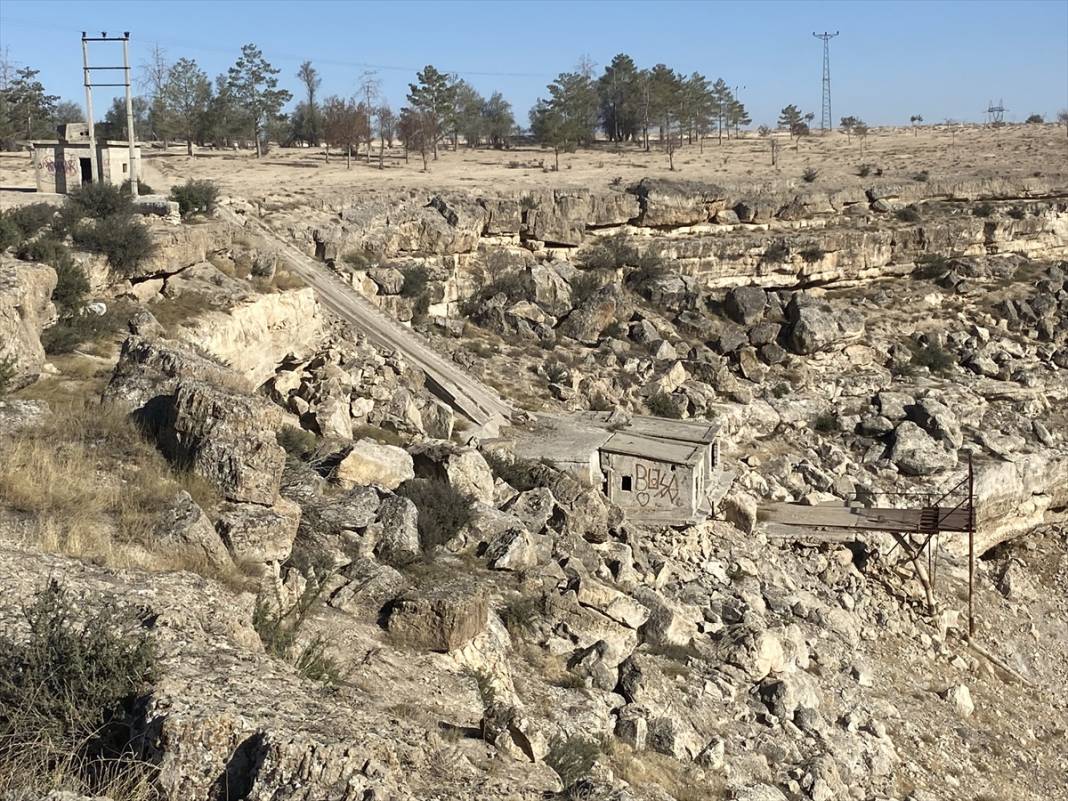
left=813, top=31, right=838, bottom=133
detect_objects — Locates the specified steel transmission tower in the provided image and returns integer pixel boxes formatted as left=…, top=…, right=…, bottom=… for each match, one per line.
left=813, top=31, right=839, bottom=133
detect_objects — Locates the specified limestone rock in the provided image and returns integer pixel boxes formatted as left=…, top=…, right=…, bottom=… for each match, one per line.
left=215, top=497, right=301, bottom=563
left=0, top=398, right=51, bottom=433
left=502, top=487, right=556, bottom=533
left=890, top=421, right=957, bottom=476
left=410, top=439, right=495, bottom=503
left=160, top=381, right=286, bottom=506
left=0, top=261, right=56, bottom=389
left=725, top=286, right=768, bottom=325
left=369, top=495, right=421, bottom=565
left=154, top=491, right=231, bottom=568
left=335, top=438, right=415, bottom=491
left=628, top=178, right=729, bottom=226
left=386, top=581, right=489, bottom=651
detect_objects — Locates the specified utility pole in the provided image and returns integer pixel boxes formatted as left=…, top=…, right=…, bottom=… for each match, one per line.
left=813, top=31, right=839, bottom=134
left=81, top=31, right=139, bottom=197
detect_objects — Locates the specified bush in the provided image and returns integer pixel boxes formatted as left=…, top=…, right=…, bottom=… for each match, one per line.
left=913, top=253, right=950, bottom=279
left=52, top=259, right=90, bottom=313
left=68, top=182, right=133, bottom=220
left=801, top=167, right=819, bottom=183
left=800, top=246, right=823, bottom=263
left=121, top=178, right=154, bottom=195
left=0, top=580, right=156, bottom=795
left=545, top=736, right=605, bottom=787
left=42, top=309, right=123, bottom=354
left=972, top=202, right=994, bottom=218
left=0, top=356, right=15, bottom=397
left=912, top=170, right=930, bottom=182
left=252, top=568, right=339, bottom=684
left=341, top=250, right=372, bottom=270
left=1025, top=113, right=1044, bottom=124
left=646, top=391, right=683, bottom=419
left=0, top=214, right=21, bottom=250
left=1007, top=205, right=1026, bottom=220
left=401, top=265, right=432, bottom=318
left=761, top=239, right=790, bottom=263
left=570, top=271, right=603, bottom=304
left=908, top=340, right=955, bottom=374
left=812, top=412, right=840, bottom=432
left=578, top=234, right=638, bottom=270
left=277, top=425, right=318, bottom=460
left=16, top=234, right=70, bottom=266
left=483, top=451, right=551, bottom=492
left=395, top=478, right=473, bottom=550
left=6, top=203, right=56, bottom=238
left=856, top=163, right=874, bottom=178
left=170, top=179, right=219, bottom=217
left=895, top=205, right=922, bottom=223
left=72, top=215, right=155, bottom=276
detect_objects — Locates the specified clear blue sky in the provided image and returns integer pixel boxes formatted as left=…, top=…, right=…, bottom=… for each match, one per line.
left=2, top=0, right=1066, bottom=127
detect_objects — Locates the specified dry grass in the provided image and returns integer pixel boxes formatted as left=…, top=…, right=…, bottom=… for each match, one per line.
left=0, top=397, right=246, bottom=585
left=0, top=745, right=159, bottom=801
left=605, top=739, right=725, bottom=801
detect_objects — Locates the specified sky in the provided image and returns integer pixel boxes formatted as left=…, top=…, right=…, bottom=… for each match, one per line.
left=2, top=0, right=1066, bottom=128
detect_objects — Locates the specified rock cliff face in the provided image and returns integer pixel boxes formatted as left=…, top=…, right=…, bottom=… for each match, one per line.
left=277, top=178, right=1068, bottom=321
left=0, top=261, right=57, bottom=389
left=176, top=287, right=323, bottom=387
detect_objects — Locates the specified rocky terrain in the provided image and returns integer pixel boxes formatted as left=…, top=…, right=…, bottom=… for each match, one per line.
left=1, top=127, right=1067, bottom=801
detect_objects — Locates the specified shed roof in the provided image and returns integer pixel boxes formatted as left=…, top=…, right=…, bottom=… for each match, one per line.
left=572, top=410, right=719, bottom=446
left=599, top=432, right=705, bottom=466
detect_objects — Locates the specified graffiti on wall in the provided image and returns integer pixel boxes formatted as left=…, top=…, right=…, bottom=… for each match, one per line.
left=43, top=157, right=78, bottom=176
left=633, top=462, right=680, bottom=507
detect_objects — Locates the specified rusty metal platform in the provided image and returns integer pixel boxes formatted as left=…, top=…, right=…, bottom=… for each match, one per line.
left=758, top=503, right=974, bottom=534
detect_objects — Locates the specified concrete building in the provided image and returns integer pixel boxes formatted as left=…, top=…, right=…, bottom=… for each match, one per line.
left=509, top=411, right=732, bottom=525
left=32, top=123, right=141, bottom=194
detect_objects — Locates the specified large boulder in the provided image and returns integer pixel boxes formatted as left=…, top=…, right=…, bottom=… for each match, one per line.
left=335, top=438, right=415, bottom=491
left=724, top=286, right=768, bottom=326
left=153, top=491, right=232, bottom=568
left=785, top=293, right=865, bottom=355
left=907, top=397, right=963, bottom=449
left=386, top=580, right=489, bottom=651
left=214, top=497, right=301, bottom=563
left=627, top=178, right=729, bottom=227
left=175, top=287, right=323, bottom=387
left=0, top=261, right=57, bottom=389
left=890, top=421, right=958, bottom=476
left=409, top=440, right=495, bottom=504
left=558, top=284, right=627, bottom=346
left=158, top=381, right=286, bottom=506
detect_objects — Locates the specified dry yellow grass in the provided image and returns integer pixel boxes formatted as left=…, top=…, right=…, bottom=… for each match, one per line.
left=0, top=397, right=244, bottom=584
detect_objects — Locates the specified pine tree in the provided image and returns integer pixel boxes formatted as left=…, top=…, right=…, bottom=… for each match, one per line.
left=226, top=43, right=291, bottom=157
left=406, top=65, right=455, bottom=160
left=163, top=58, right=212, bottom=156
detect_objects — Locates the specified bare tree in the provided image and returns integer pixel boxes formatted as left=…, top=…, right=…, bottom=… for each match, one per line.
left=1058, top=110, right=1068, bottom=138
left=138, top=43, right=171, bottom=144
left=296, top=61, right=322, bottom=148
left=357, top=70, right=380, bottom=161
left=375, top=103, right=395, bottom=169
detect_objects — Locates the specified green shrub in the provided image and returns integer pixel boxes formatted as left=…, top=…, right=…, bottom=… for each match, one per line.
left=72, top=215, right=155, bottom=276
left=800, top=246, right=823, bottom=263
left=6, top=203, right=56, bottom=238
left=856, top=163, right=874, bottom=178
left=42, top=310, right=123, bottom=354
left=479, top=270, right=528, bottom=302
left=912, top=170, right=930, bottom=182
left=908, top=340, right=955, bottom=374
left=578, top=234, right=638, bottom=270
left=1007, top=205, right=1026, bottom=220
left=169, top=179, right=219, bottom=217
left=545, top=735, right=604, bottom=787
left=812, top=412, right=840, bottom=432
left=395, top=478, right=473, bottom=550
left=770, top=382, right=791, bottom=399
left=121, top=178, right=154, bottom=195
left=277, top=425, right=318, bottom=459
left=646, top=391, right=684, bottom=419
left=761, top=239, right=790, bottom=263
left=400, top=265, right=432, bottom=318
left=972, top=202, right=994, bottom=218
left=570, top=271, right=603, bottom=304
left=483, top=451, right=551, bottom=492
left=252, top=569, right=340, bottom=684
left=52, top=259, right=90, bottom=313
left=0, top=214, right=21, bottom=250
left=0, top=356, right=16, bottom=397
left=895, top=205, right=922, bottom=223
left=17, top=235, right=72, bottom=269
left=801, top=167, right=819, bottom=183
left=913, top=253, right=950, bottom=279
left=341, top=250, right=372, bottom=270
left=0, top=580, right=156, bottom=794
left=68, top=182, right=133, bottom=220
